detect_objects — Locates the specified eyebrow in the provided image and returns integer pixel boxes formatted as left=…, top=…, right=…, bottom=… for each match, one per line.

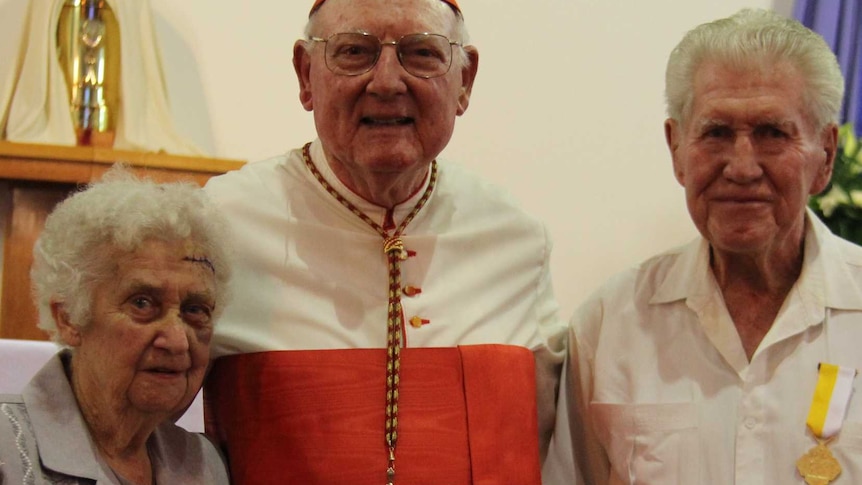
left=122, top=280, right=216, bottom=303
left=122, top=281, right=161, bottom=296
left=694, top=117, right=796, bottom=131
left=695, top=118, right=726, bottom=129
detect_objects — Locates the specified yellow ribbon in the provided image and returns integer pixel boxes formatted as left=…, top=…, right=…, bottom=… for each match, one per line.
left=806, top=363, right=856, bottom=439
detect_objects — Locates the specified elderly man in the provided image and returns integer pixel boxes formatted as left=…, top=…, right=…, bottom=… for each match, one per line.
left=564, top=8, right=862, bottom=485
left=202, top=0, right=563, bottom=484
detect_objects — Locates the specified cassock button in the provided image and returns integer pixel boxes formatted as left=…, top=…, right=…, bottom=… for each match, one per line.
left=404, top=286, right=422, bottom=297
left=409, top=316, right=430, bottom=328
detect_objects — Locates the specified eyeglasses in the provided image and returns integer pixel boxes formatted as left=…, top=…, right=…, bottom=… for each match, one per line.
left=308, top=32, right=462, bottom=79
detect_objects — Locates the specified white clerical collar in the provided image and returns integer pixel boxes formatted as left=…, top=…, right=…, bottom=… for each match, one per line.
left=308, top=139, right=434, bottom=229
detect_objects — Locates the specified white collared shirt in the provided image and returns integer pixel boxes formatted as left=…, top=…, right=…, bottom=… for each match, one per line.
left=566, top=211, right=862, bottom=484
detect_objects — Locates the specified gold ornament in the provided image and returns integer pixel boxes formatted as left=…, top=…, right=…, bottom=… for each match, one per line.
left=796, top=441, right=841, bottom=485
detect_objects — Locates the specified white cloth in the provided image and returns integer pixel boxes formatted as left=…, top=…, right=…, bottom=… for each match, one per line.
left=203, top=140, right=565, bottom=472
left=0, top=339, right=58, bottom=394
left=204, top=140, right=562, bottom=356
left=0, top=0, right=202, bottom=155
left=562, top=211, right=862, bottom=485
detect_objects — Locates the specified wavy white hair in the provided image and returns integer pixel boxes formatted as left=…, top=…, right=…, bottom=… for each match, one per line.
left=665, top=8, right=844, bottom=129
left=30, top=166, right=233, bottom=343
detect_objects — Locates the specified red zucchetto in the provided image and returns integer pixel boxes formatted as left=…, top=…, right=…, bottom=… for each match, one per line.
left=309, top=0, right=461, bottom=17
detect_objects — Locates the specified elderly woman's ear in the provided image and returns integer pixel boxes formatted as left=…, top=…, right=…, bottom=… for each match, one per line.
left=51, top=300, right=81, bottom=347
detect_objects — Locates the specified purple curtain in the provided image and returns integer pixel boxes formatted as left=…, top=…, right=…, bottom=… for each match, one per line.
left=794, top=0, right=862, bottom=128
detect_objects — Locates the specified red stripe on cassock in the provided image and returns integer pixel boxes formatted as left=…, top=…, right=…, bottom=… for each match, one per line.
left=204, top=345, right=540, bottom=484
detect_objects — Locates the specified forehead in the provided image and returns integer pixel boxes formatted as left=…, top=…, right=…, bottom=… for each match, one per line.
left=688, top=60, right=814, bottom=126
left=107, top=239, right=215, bottom=290
left=315, top=0, right=456, bottom=37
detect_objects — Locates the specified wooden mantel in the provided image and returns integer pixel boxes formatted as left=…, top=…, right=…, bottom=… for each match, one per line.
left=0, top=141, right=245, bottom=341
left=0, top=140, right=244, bottom=185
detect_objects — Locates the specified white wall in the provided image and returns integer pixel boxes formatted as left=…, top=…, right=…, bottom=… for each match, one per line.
left=0, top=0, right=793, bottom=320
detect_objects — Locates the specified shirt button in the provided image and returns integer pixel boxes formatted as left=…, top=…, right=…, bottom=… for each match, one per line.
left=744, top=417, right=756, bottom=429
left=409, top=316, right=430, bottom=328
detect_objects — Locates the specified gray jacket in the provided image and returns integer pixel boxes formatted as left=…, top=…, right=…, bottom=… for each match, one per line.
left=0, top=351, right=229, bottom=484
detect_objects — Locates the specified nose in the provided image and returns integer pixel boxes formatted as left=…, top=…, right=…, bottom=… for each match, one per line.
left=366, top=43, right=408, bottom=96
left=154, top=314, right=190, bottom=353
left=723, top=133, right=763, bottom=183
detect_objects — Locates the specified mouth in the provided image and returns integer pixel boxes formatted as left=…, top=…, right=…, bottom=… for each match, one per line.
left=360, top=116, right=414, bottom=126
left=712, top=198, right=773, bottom=212
left=146, top=367, right=186, bottom=375
left=716, top=197, right=770, bottom=204
left=712, top=191, right=771, bottom=202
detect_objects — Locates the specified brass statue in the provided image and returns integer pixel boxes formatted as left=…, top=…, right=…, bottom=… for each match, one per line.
left=56, top=0, right=120, bottom=147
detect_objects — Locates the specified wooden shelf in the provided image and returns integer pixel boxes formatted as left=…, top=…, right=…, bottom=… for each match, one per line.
left=0, top=141, right=245, bottom=341
left=0, top=140, right=244, bottom=186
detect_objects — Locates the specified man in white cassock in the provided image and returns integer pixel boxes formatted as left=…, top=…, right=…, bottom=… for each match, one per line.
left=202, top=0, right=565, bottom=484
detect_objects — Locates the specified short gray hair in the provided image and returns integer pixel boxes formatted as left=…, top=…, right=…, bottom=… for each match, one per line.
left=303, top=0, right=471, bottom=69
left=665, top=8, right=844, bottom=129
left=31, top=166, right=232, bottom=343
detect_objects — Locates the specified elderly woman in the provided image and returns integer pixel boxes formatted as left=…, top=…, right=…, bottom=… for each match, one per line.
left=0, top=169, right=232, bottom=484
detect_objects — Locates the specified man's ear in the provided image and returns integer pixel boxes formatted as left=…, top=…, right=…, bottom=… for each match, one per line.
left=665, top=118, right=685, bottom=187
left=52, top=301, right=82, bottom=347
left=293, top=40, right=314, bottom=112
left=456, top=46, right=479, bottom=116
left=811, top=122, right=838, bottom=195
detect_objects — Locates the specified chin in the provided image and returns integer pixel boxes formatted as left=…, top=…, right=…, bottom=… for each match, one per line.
left=130, top=388, right=193, bottom=415
left=359, top=153, right=424, bottom=172
left=711, top=232, right=776, bottom=255
left=355, top=137, right=425, bottom=162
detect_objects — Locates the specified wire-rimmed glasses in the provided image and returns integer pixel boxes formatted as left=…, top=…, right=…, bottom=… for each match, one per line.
left=308, top=32, right=462, bottom=79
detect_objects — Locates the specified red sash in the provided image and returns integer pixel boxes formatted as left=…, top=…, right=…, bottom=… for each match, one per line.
left=204, top=344, right=541, bottom=484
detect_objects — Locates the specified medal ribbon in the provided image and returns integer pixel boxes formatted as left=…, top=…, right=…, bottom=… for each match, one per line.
left=806, top=363, right=856, bottom=439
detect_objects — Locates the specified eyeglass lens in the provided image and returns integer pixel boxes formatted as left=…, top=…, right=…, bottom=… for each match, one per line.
left=324, top=33, right=453, bottom=78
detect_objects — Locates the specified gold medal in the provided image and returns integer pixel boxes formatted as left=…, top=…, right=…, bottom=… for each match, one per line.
left=796, top=440, right=842, bottom=485
left=797, top=363, right=857, bottom=484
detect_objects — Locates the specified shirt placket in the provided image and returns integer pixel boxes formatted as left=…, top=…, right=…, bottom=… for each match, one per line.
left=735, top=361, right=768, bottom=485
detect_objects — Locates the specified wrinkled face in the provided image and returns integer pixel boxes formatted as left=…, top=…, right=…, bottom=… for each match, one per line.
left=294, top=0, right=476, bottom=178
left=65, top=238, right=217, bottom=420
left=665, top=60, right=836, bottom=257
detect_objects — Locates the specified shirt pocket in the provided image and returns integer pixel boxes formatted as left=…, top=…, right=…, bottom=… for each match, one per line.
left=838, top=422, right=862, bottom=450
left=590, top=402, right=699, bottom=485
left=834, top=421, right=862, bottom=483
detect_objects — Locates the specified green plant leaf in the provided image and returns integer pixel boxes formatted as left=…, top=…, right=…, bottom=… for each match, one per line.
left=810, top=122, right=862, bottom=246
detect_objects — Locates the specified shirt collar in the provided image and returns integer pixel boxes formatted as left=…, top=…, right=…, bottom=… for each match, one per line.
left=806, top=208, right=862, bottom=311
left=649, top=236, right=711, bottom=306
left=22, top=350, right=104, bottom=479
left=22, top=351, right=183, bottom=483
left=649, top=209, right=862, bottom=312
left=308, top=139, right=433, bottom=229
